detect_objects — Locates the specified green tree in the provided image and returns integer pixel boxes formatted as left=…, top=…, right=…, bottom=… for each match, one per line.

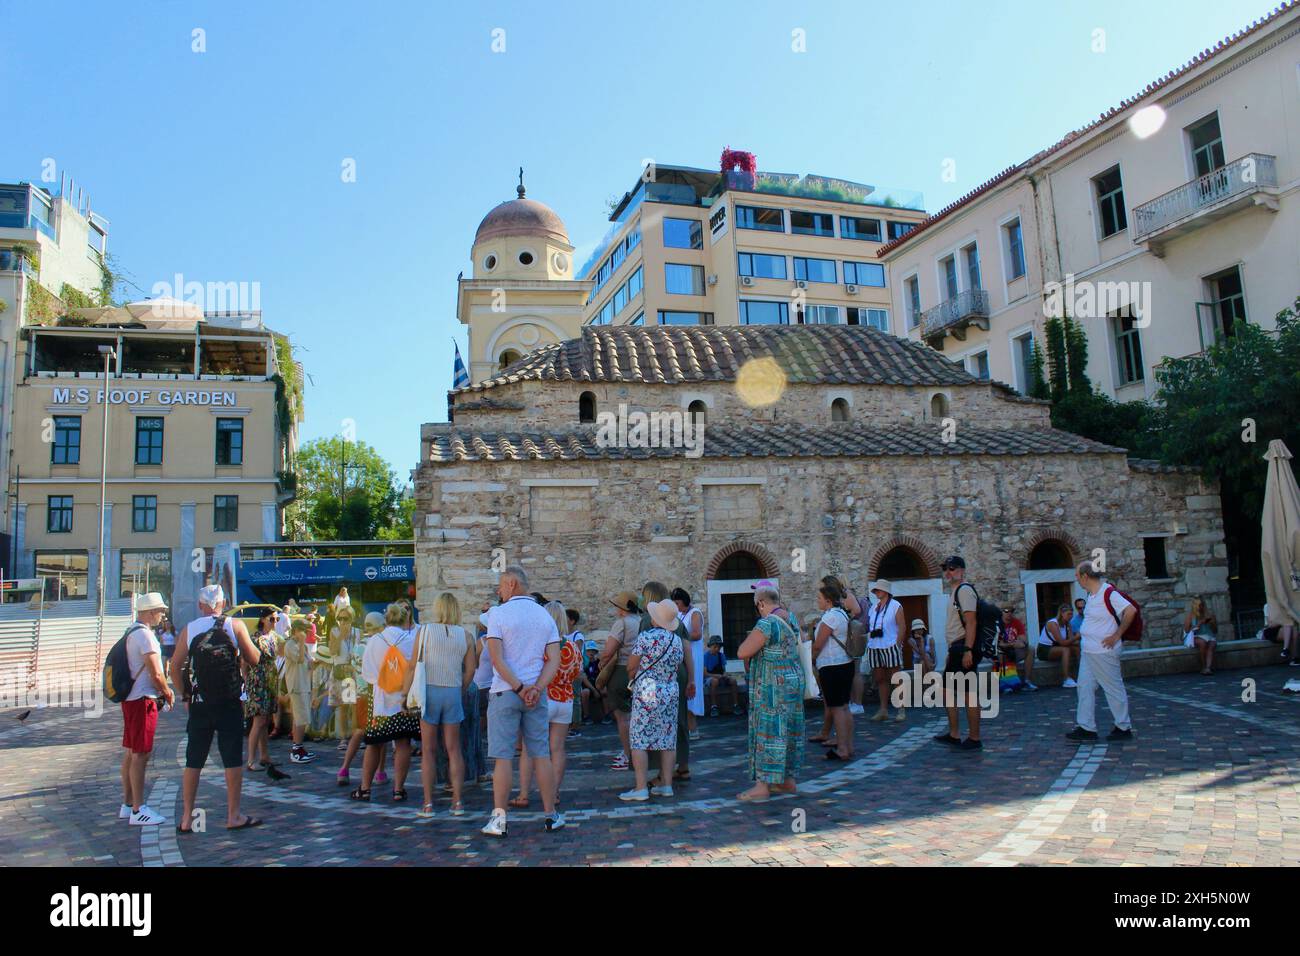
left=1044, top=315, right=1068, bottom=403
left=286, top=437, right=408, bottom=540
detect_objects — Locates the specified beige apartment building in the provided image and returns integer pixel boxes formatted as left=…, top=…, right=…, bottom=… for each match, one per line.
left=456, top=164, right=927, bottom=385
left=879, top=4, right=1300, bottom=399
left=9, top=308, right=300, bottom=623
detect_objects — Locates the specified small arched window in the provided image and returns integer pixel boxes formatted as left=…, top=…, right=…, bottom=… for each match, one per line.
left=579, top=391, right=597, bottom=423
left=930, top=393, right=949, bottom=420
left=831, top=397, right=850, bottom=422
left=687, top=400, right=707, bottom=426
left=498, top=349, right=522, bottom=371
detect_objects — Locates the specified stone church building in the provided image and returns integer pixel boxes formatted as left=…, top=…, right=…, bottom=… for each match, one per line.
left=414, top=189, right=1231, bottom=662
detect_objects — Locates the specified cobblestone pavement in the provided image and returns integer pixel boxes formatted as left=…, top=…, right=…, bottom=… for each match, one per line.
left=2, top=666, right=1298, bottom=867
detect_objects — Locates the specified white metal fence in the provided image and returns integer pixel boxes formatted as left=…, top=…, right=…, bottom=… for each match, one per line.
left=0, top=599, right=134, bottom=690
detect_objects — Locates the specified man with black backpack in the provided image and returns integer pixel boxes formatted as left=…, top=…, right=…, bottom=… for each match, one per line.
left=934, top=556, right=988, bottom=752
left=169, top=585, right=264, bottom=833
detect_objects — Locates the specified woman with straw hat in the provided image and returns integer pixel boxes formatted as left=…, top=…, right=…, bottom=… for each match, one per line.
left=619, top=598, right=685, bottom=802
left=865, top=580, right=907, bottom=722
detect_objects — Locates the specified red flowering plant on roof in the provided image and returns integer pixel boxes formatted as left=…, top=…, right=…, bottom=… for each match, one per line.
left=720, top=147, right=757, bottom=191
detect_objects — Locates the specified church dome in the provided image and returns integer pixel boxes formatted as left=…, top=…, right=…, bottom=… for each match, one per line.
left=474, top=183, right=569, bottom=246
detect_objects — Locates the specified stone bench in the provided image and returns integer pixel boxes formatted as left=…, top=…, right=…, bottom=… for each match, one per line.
left=1014, top=638, right=1281, bottom=686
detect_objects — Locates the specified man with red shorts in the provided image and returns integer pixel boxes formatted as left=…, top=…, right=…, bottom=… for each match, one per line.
left=119, top=592, right=174, bottom=826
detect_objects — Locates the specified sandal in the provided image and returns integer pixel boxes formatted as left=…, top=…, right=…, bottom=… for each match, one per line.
left=825, top=750, right=848, bottom=761
left=449, top=801, right=466, bottom=816
left=349, top=787, right=371, bottom=801
left=336, top=771, right=351, bottom=786
left=227, top=816, right=263, bottom=830
left=418, top=803, right=435, bottom=818
left=737, top=790, right=770, bottom=803
left=392, top=788, right=408, bottom=802
left=808, top=735, right=830, bottom=744
left=508, top=795, right=529, bottom=809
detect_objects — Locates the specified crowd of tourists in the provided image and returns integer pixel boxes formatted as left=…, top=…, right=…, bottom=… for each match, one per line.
left=110, top=555, right=1155, bottom=835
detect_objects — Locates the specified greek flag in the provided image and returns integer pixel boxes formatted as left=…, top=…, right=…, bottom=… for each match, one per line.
left=452, top=341, right=470, bottom=389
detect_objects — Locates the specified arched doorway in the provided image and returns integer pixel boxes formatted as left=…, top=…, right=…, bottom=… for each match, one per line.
left=1021, top=534, right=1082, bottom=637
left=705, top=543, right=778, bottom=660
left=870, top=544, right=941, bottom=669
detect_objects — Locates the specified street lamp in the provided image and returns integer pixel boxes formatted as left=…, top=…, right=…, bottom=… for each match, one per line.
left=96, top=344, right=116, bottom=637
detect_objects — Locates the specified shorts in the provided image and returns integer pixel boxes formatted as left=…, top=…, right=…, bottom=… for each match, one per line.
left=868, top=644, right=903, bottom=670
left=354, top=694, right=371, bottom=728
left=944, top=643, right=983, bottom=674
left=1000, top=644, right=1028, bottom=663
left=1036, top=643, right=1058, bottom=662
left=817, top=661, right=855, bottom=707
left=607, top=665, right=632, bottom=713
left=422, top=685, right=465, bottom=725
left=487, top=690, right=550, bottom=760
left=546, top=697, right=573, bottom=724
left=121, top=697, right=159, bottom=754
left=288, top=691, right=311, bottom=727
left=364, top=710, right=421, bottom=745
left=185, top=699, right=245, bottom=769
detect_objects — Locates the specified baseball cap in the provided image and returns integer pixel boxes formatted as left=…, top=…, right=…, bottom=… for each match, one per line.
left=939, top=555, right=965, bottom=570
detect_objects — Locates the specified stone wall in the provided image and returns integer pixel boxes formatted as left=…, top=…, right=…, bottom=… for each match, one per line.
left=413, top=450, right=1227, bottom=647
left=449, top=380, right=1052, bottom=431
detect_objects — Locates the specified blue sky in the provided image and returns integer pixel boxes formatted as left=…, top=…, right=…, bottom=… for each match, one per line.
left=0, top=0, right=1274, bottom=476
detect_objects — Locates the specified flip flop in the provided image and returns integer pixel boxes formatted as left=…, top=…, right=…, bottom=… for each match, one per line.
left=808, top=736, right=830, bottom=744
left=176, top=825, right=194, bottom=835
left=737, top=791, right=770, bottom=802
left=673, top=769, right=691, bottom=781
left=226, top=816, right=263, bottom=830
left=825, top=750, right=848, bottom=761
left=508, top=795, right=529, bottom=809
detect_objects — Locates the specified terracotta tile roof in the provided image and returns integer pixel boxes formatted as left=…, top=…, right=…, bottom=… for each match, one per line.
left=875, top=2, right=1298, bottom=258
left=425, top=422, right=1122, bottom=463
left=453, top=324, right=979, bottom=394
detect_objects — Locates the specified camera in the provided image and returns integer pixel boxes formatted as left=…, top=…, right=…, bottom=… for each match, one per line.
left=870, top=629, right=884, bottom=639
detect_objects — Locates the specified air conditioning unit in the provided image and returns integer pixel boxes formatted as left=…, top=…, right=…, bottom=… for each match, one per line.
left=707, top=273, right=718, bottom=286
left=845, top=284, right=859, bottom=295
left=740, top=275, right=755, bottom=286
left=795, top=280, right=808, bottom=289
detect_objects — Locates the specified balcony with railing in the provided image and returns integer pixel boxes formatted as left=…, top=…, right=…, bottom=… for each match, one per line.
left=0, top=248, right=38, bottom=278
left=1132, top=153, right=1278, bottom=253
left=921, top=289, right=990, bottom=348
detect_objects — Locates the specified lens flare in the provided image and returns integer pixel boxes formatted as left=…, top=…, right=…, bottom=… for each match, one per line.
left=1128, top=105, right=1166, bottom=140
left=735, top=356, right=787, bottom=407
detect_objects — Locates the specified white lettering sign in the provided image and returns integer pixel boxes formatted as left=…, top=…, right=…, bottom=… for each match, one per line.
left=48, top=387, right=237, bottom=407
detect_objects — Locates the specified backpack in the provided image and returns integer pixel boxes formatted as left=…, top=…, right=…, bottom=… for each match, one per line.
left=376, top=635, right=410, bottom=694
left=827, top=606, right=864, bottom=659
left=185, top=616, right=243, bottom=703
left=1102, top=586, right=1144, bottom=642
left=103, top=623, right=148, bottom=704
left=953, top=583, right=1002, bottom=659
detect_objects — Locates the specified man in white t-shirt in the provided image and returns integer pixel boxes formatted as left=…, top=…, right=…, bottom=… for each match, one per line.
left=119, top=593, right=174, bottom=826
left=1066, top=560, right=1135, bottom=742
left=481, top=566, right=563, bottom=838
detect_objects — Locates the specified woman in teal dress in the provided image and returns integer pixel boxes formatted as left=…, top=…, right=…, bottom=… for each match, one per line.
left=737, top=584, right=805, bottom=801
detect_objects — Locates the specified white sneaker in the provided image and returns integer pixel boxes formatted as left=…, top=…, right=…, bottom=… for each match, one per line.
left=129, top=805, right=164, bottom=826
left=848, top=703, right=865, bottom=716
left=545, top=811, right=566, bottom=831
left=1062, top=678, right=1078, bottom=688
left=480, top=810, right=508, bottom=838
left=619, top=788, right=649, bottom=802
left=119, top=803, right=132, bottom=820
left=650, top=785, right=674, bottom=798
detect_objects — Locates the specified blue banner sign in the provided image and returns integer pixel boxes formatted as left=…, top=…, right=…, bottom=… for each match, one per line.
left=237, top=556, right=415, bottom=586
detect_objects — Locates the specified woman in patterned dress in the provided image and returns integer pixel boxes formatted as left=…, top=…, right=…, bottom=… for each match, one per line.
left=619, top=599, right=685, bottom=802
left=737, top=584, right=806, bottom=801
left=243, top=607, right=280, bottom=772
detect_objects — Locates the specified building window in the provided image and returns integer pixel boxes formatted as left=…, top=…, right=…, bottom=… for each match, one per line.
left=1013, top=332, right=1035, bottom=394
left=47, top=495, right=74, bottom=533
left=848, top=308, right=889, bottom=332
left=905, top=276, right=921, bottom=329
left=1204, top=266, right=1247, bottom=344
left=215, top=418, right=244, bottom=465
left=1094, top=166, right=1127, bottom=238
left=930, top=394, right=949, bottom=419
left=841, top=216, right=882, bottom=242
left=831, top=398, right=850, bottom=422
left=940, top=255, right=959, bottom=299
left=120, top=550, right=172, bottom=602
left=629, top=312, right=646, bottom=326
left=842, top=261, right=885, bottom=287
left=793, top=257, right=836, bottom=283
left=801, top=305, right=840, bottom=325
left=665, top=263, right=705, bottom=295
left=963, top=243, right=981, bottom=290
left=626, top=266, right=643, bottom=300
left=579, top=391, right=597, bottom=423
left=687, top=400, right=707, bottom=425
left=34, top=551, right=88, bottom=599
left=1113, top=310, right=1145, bottom=386
left=52, top=416, right=81, bottom=464
left=1004, top=219, right=1026, bottom=280
left=1143, top=536, right=1169, bottom=579
left=790, top=210, right=834, bottom=237
left=662, top=217, right=703, bottom=249
left=135, top=417, right=163, bottom=465
left=658, top=311, right=714, bottom=325
left=214, top=495, right=239, bottom=533
left=1187, top=113, right=1225, bottom=178
left=498, top=348, right=523, bottom=367
left=132, top=495, right=158, bottom=532
left=739, top=300, right=789, bottom=325
left=735, top=204, right=784, bottom=232
left=887, top=220, right=915, bottom=241
left=737, top=252, right=787, bottom=279
left=969, top=351, right=990, bottom=380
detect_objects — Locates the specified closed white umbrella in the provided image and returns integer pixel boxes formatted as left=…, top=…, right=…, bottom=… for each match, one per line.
left=1261, top=439, right=1300, bottom=631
